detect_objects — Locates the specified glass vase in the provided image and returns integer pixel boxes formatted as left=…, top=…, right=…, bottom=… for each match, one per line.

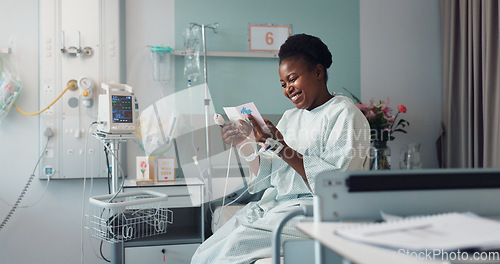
left=370, top=140, right=391, bottom=170
left=399, top=142, right=423, bottom=169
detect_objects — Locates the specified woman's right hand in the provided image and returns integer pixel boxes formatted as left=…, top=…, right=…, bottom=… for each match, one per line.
left=221, top=119, right=254, bottom=147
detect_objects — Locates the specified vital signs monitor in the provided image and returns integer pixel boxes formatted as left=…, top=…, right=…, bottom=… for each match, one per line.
left=97, top=83, right=137, bottom=134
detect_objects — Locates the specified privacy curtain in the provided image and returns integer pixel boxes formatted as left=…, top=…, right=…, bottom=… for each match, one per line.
left=439, top=0, right=500, bottom=168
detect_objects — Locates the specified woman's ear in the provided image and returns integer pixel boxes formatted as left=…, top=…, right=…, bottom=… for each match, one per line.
left=315, top=64, right=325, bottom=79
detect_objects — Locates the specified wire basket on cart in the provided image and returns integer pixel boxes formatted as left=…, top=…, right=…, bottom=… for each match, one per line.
left=87, top=190, right=173, bottom=243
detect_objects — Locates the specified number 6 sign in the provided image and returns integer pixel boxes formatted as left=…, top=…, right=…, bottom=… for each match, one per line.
left=249, top=24, right=292, bottom=52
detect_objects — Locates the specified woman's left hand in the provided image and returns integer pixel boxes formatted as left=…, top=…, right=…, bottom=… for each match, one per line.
left=247, top=114, right=284, bottom=146
left=248, top=114, right=305, bottom=179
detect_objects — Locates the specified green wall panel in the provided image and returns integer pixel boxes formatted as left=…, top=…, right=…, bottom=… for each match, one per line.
left=175, top=0, right=360, bottom=115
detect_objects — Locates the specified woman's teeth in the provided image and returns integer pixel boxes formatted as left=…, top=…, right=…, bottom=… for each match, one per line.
left=291, top=93, right=300, bottom=100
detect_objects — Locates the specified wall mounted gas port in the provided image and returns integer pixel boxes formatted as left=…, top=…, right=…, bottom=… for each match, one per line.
left=67, top=79, right=78, bottom=91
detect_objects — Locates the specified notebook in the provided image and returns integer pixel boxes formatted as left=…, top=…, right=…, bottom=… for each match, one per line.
left=335, top=212, right=500, bottom=251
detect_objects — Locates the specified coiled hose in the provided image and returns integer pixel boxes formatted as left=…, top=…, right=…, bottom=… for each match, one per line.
left=0, top=134, right=52, bottom=231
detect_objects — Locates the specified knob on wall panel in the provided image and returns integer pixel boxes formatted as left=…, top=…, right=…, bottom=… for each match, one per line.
left=39, top=0, right=124, bottom=179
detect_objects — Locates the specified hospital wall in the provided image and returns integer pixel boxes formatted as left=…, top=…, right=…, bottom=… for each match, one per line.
left=174, top=0, right=361, bottom=115
left=0, top=0, right=441, bottom=263
left=360, top=0, right=441, bottom=169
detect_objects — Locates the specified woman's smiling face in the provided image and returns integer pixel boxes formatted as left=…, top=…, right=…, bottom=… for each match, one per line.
left=279, top=57, right=329, bottom=111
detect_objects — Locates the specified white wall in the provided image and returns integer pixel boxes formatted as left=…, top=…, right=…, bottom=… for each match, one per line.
left=123, top=0, right=176, bottom=181
left=360, top=0, right=442, bottom=169
left=0, top=2, right=99, bottom=264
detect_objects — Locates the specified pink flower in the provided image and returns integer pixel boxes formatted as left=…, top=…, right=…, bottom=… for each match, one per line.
left=378, top=98, right=391, bottom=114
left=140, top=161, right=147, bottom=168
left=342, top=87, right=409, bottom=142
left=385, top=115, right=395, bottom=124
left=357, top=103, right=370, bottom=112
left=398, top=104, right=407, bottom=113
left=365, top=110, right=377, bottom=121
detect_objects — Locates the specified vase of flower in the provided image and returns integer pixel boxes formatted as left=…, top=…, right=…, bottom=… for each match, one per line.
left=342, top=88, right=410, bottom=171
left=370, top=140, right=391, bottom=170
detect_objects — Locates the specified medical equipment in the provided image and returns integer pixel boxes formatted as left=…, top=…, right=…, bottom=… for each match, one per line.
left=39, top=0, right=123, bottom=180
left=237, top=137, right=284, bottom=162
left=270, top=169, right=500, bottom=264
left=87, top=190, right=173, bottom=243
left=213, top=113, right=283, bottom=161
left=188, top=23, right=218, bottom=197
left=179, top=23, right=219, bottom=211
left=0, top=53, right=21, bottom=125
left=139, top=97, right=180, bottom=157
left=259, top=138, right=284, bottom=155
left=211, top=111, right=287, bottom=229
left=183, top=26, right=201, bottom=82
left=150, top=46, right=173, bottom=84
left=214, top=113, right=256, bottom=161
left=77, top=75, right=95, bottom=108
left=14, top=80, right=77, bottom=116
left=86, top=126, right=171, bottom=264
left=214, top=113, right=225, bottom=126
left=237, top=142, right=259, bottom=162
left=97, top=83, right=137, bottom=134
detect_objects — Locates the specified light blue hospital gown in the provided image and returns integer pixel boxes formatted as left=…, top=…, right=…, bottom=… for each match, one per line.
left=191, top=95, right=370, bottom=264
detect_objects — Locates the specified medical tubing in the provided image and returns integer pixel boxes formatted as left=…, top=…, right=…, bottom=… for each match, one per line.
left=104, top=143, right=112, bottom=194
left=91, top=126, right=127, bottom=201
left=214, top=140, right=285, bottom=212
left=81, top=122, right=93, bottom=264
left=237, top=141, right=260, bottom=162
left=14, top=80, right=77, bottom=116
left=218, top=164, right=282, bottom=208
left=94, top=143, right=125, bottom=201
left=100, top=240, right=110, bottom=262
left=0, top=175, right=50, bottom=208
left=0, top=134, right=52, bottom=232
left=82, top=122, right=107, bottom=263
left=214, top=145, right=233, bottom=227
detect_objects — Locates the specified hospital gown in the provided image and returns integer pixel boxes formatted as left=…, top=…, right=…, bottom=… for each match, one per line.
left=191, top=95, right=370, bottom=264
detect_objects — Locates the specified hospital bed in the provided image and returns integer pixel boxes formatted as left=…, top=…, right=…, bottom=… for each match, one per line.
left=271, top=168, right=500, bottom=264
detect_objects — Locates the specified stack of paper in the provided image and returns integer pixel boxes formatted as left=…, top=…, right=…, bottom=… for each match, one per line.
left=335, top=212, right=500, bottom=251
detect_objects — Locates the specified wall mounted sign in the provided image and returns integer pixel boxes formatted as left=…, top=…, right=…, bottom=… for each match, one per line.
left=249, top=24, right=292, bottom=52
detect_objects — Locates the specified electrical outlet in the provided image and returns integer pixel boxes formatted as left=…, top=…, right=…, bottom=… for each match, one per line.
left=43, top=109, right=54, bottom=116
left=44, top=85, right=53, bottom=94
left=43, top=166, right=55, bottom=177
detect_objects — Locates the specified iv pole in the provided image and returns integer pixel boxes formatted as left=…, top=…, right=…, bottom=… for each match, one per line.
left=189, top=22, right=218, bottom=204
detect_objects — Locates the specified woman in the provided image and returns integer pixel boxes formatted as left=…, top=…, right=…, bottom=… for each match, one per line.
left=191, top=33, right=370, bottom=264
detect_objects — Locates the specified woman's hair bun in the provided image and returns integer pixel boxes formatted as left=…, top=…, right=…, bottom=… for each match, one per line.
left=278, top=33, right=332, bottom=69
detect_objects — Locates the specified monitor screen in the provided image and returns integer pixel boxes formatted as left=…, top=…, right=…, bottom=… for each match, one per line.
left=111, top=95, right=133, bottom=123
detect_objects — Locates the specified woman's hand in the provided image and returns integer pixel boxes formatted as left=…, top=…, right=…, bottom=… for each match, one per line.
left=248, top=114, right=306, bottom=180
left=247, top=115, right=284, bottom=147
left=221, top=119, right=254, bottom=147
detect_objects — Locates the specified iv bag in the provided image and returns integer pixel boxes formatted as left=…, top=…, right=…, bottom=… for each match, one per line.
left=140, top=100, right=181, bottom=157
left=183, top=26, right=201, bottom=82
left=0, top=54, right=22, bottom=125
